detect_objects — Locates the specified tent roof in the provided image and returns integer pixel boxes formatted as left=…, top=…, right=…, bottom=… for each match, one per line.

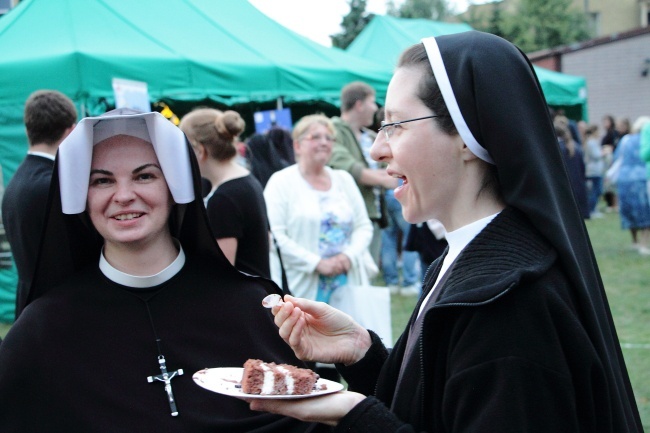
left=0, top=0, right=392, bottom=107
left=347, top=15, right=587, bottom=119
left=347, top=15, right=473, bottom=70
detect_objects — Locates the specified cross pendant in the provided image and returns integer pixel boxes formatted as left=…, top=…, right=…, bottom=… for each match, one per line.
left=147, top=355, right=184, bottom=416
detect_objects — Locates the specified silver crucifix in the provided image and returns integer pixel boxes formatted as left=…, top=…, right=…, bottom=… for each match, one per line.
left=147, top=355, right=184, bottom=416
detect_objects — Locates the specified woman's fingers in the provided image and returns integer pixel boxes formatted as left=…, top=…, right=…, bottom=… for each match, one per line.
left=277, top=305, right=302, bottom=341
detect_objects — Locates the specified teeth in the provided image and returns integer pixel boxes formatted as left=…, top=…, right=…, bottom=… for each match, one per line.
left=114, top=213, right=141, bottom=221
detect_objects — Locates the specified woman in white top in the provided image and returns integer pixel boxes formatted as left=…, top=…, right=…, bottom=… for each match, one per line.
left=264, top=114, right=373, bottom=302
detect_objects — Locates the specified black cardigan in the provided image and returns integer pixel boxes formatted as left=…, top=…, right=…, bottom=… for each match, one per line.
left=335, top=207, right=634, bottom=432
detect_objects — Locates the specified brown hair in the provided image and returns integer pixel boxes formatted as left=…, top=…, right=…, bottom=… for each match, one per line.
left=554, top=116, right=575, bottom=157
left=24, top=90, right=77, bottom=146
left=340, top=81, right=376, bottom=112
left=396, top=44, right=457, bottom=136
left=179, top=108, right=245, bottom=161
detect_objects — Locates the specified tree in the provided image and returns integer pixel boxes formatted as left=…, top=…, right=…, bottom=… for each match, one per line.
left=393, top=0, right=451, bottom=21
left=331, top=0, right=375, bottom=49
left=467, top=0, right=591, bottom=53
left=486, top=1, right=506, bottom=39
left=510, top=0, right=591, bottom=52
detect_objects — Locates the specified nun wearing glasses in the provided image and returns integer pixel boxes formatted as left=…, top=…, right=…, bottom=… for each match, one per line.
left=247, top=32, right=643, bottom=432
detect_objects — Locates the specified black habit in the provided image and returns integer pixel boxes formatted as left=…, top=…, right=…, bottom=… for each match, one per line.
left=0, top=110, right=321, bottom=433
left=331, top=31, right=642, bottom=432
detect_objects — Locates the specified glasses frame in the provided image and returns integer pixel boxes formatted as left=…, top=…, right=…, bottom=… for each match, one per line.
left=378, top=115, right=444, bottom=141
left=299, top=133, right=335, bottom=143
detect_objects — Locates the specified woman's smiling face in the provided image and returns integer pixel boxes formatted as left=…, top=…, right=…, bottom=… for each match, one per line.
left=371, top=66, right=465, bottom=226
left=87, top=135, right=173, bottom=250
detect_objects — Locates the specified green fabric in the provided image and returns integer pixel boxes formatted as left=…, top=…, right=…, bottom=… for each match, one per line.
left=347, top=15, right=473, bottom=70
left=347, top=15, right=588, bottom=120
left=0, top=0, right=396, bottom=322
left=0, top=0, right=392, bottom=108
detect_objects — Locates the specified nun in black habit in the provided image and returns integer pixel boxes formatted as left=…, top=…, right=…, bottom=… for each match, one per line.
left=247, top=32, right=643, bottom=432
left=0, top=109, right=322, bottom=432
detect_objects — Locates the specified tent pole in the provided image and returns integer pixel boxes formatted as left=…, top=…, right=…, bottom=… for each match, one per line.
left=276, top=97, right=283, bottom=110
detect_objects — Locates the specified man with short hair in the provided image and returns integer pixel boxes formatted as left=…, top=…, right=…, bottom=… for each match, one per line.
left=2, top=90, right=77, bottom=318
left=328, top=82, right=398, bottom=262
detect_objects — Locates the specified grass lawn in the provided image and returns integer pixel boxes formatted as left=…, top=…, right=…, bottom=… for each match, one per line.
left=388, top=211, right=649, bottom=430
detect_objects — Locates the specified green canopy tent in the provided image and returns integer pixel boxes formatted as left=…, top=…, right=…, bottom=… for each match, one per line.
left=0, top=0, right=394, bottom=322
left=347, top=15, right=588, bottom=121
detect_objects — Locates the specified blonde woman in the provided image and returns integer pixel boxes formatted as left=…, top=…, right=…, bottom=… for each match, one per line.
left=264, top=114, right=373, bottom=303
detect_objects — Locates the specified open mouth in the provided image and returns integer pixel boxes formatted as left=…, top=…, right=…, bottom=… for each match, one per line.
left=113, top=213, right=143, bottom=221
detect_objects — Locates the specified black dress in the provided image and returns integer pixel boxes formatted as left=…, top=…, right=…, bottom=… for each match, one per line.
left=0, top=111, right=320, bottom=432
left=206, top=174, right=271, bottom=279
left=0, top=256, right=313, bottom=432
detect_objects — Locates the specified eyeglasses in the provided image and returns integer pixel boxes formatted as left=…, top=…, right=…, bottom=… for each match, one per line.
left=301, top=133, right=335, bottom=143
left=378, top=115, right=445, bottom=141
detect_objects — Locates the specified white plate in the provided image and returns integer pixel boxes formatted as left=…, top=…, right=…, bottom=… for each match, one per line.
left=192, top=367, right=344, bottom=400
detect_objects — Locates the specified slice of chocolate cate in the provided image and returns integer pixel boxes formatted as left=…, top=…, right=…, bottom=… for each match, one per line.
left=241, top=359, right=319, bottom=395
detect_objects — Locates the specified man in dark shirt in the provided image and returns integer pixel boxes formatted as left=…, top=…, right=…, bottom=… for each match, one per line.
left=1, top=90, right=77, bottom=318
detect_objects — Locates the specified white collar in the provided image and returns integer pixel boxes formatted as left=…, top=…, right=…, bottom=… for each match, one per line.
left=99, top=244, right=186, bottom=289
left=417, top=212, right=499, bottom=318
left=27, top=151, right=55, bottom=161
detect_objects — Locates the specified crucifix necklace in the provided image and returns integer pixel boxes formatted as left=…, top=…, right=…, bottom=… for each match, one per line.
left=143, top=301, right=184, bottom=417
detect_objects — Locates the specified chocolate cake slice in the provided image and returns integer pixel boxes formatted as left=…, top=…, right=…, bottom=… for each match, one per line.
left=241, top=359, right=319, bottom=395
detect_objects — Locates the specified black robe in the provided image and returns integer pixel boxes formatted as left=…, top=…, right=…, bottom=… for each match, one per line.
left=0, top=254, right=319, bottom=432
left=332, top=31, right=641, bottom=431
left=0, top=111, right=324, bottom=432
left=336, top=207, right=634, bottom=432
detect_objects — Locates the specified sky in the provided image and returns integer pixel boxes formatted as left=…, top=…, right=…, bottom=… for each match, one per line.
left=248, top=0, right=476, bottom=47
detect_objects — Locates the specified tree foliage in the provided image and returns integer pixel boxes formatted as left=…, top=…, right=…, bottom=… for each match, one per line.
left=334, top=0, right=591, bottom=54
left=467, top=0, right=591, bottom=53
left=391, top=0, right=452, bottom=21
left=331, top=0, right=375, bottom=49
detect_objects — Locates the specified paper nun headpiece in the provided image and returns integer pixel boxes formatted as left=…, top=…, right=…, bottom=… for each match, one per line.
left=58, top=109, right=195, bottom=214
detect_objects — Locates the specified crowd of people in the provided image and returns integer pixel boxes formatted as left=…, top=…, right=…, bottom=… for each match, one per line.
left=550, top=109, right=650, bottom=255
left=0, top=30, right=645, bottom=432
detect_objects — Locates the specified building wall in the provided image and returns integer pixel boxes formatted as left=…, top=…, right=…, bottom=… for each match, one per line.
left=560, top=31, right=650, bottom=124
left=584, top=0, right=646, bottom=35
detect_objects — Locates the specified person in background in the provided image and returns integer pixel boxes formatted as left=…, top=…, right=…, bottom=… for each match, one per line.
left=328, top=81, right=398, bottom=264
left=612, top=116, right=650, bottom=255
left=640, top=121, right=650, bottom=202
left=247, top=133, right=289, bottom=188
left=180, top=108, right=271, bottom=278
left=601, top=114, right=620, bottom=212
left=249, top=31, right=642, bottom=432
left=374, top=105, right=421, bottom=296
left=1, top=90, right=77, bottom=319
left=583, top=124, right=606, bottom=218
left=404, top=219, right=447, bottom=281
left=616, top=117, right=631, bottom=144
left=264, top=114, right=373, bottom=303
left=0, top=109, right=319, bottom=432
left=554, top=116, right=590, bottom=219
left=380, top=183, right=422, bottom=296
left=267, top=126, right=295, bottom=166
left=264, top=113, right=373, bottom=382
